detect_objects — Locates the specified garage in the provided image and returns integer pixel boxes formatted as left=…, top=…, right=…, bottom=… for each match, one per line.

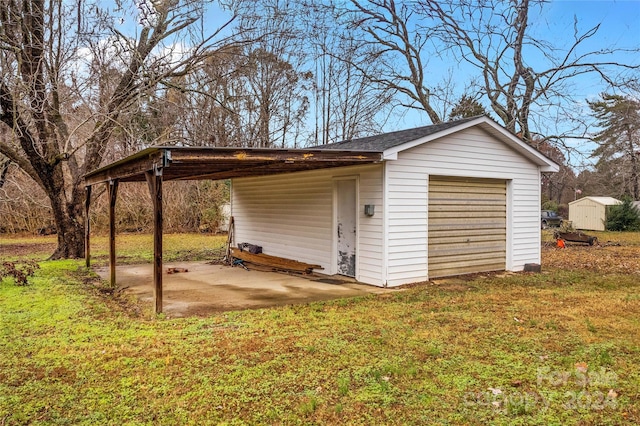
left=85, top=115, right=558, bottom=312
left=234, top=116, right=558, bottom=286
left=428, top=176, right=507, bottom=278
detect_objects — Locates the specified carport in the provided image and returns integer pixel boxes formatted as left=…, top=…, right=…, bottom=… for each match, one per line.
left=84, top=147, right=383, bottom=313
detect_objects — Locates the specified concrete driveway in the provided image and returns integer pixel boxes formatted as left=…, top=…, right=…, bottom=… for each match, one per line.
left=95, top=262, right=389, bottom=317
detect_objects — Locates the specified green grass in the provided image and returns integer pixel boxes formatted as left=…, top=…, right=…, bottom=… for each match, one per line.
left=0, top=233, right=227, bottom=264
left=1, top=233, right=639, bottom=424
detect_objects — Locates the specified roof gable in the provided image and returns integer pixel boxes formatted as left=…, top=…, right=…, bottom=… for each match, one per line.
left=318, top=115, right=559, bottom=172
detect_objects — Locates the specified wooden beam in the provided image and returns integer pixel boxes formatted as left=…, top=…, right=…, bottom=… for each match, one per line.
left=85, top=147, right=382, bottom=185
left=108, top=180, right=119, bottom=288
left=146, top=170, right=164, bottom=314
left=84, top=150, right=165, bottom=185
left=168, top=160, right=381, bottom=182
left=230, top=248, right=323, bottom=274
left=84, top=186, right=92, bottom=268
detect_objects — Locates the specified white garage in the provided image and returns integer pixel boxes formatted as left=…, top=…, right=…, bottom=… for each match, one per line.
left=85, top=115, right=560, bottom=312
left=231, top=116, right=558, bottom=287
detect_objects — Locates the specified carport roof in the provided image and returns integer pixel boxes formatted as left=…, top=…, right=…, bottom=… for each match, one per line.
left=84, top=146, right=383, bottom=185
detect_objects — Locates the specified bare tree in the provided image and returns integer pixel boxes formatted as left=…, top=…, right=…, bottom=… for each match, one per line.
left=342, top=0, right=638, bottom=147
left=537, top=140, right=577, bottom=206
left=181, top=47, right=249, bottom=147
left=229, top=0, right=312, bottom=148
left=0, top=0, right=235, bottom=258
left=242, top=47, right=311, bottom=148
left=348, top=0, right=443, bottom=123
left=416, top=0, right=639, bottom=143
left=0, top=154, right=9, bottom=189
left=300, top=1, right=393, bottom=145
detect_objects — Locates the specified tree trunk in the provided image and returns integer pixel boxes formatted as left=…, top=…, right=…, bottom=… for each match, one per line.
left=50, top=205, right=85, bottom=259
left=627, top=130, right=639, bottom=200
left=40, top=164, right=85, bottom=259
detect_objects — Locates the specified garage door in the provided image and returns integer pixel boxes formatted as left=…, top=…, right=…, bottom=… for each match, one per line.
left=428, top=176, right=507, bottom=278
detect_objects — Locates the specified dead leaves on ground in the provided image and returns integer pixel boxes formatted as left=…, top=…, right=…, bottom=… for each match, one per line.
left=543, top=243, right=640, bottom=275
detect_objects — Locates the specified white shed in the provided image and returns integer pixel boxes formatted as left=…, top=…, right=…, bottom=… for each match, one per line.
left=231, top=116, right=559, bottom=287
left=568, top=196, right=622, bottom=231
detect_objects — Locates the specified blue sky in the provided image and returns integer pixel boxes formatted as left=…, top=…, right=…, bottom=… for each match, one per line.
left=521, top=0, right=639, bottom=166
left=185, top=1, right=640, bottom=114
left=390, top=0, right=640, bottom=167
left=124, top=1, right=639, bottom=164
left=533, top=0, right=640, bottom=99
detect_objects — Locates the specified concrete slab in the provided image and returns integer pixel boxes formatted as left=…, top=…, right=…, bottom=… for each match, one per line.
left=95, top=262, right=390, bottom=317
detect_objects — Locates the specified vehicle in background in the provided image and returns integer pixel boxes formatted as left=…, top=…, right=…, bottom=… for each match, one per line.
left=541, top=210, right=563, bottom=229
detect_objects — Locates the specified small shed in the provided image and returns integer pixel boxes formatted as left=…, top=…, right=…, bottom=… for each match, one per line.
left=568, top=196, right=622, bottom=231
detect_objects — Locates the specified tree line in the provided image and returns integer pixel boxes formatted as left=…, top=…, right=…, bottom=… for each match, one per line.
left=0, top=0, right=638, bottom=258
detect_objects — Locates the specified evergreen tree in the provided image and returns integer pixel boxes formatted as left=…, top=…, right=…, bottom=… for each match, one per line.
left=448, top=95, right=489, bottom=121
left=606, top=198, right=640, bottom=231
left=588, top=94, right=640, bottom=199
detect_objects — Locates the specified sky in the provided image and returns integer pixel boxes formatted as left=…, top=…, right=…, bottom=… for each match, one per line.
left=122, top=0, right=640, bottom=166
left=400, top=0, right=640, bottom=117
left=531, top=0, right=640, bottom=100
left=527, top=0, right=639, bottom=167
left=391, top=0, right=640, bottom=168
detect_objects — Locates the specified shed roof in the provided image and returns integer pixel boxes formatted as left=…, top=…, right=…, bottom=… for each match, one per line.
left=317, top=116, right=480, bottom=151
left=318, top=115, right=559, bottom=172
left=569, top=196, right=622, bottom=206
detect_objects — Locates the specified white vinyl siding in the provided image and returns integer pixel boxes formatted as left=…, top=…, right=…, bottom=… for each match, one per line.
left=357, top=166, right=385, bottom=284
left=570, top=202, right=603, bottom=231
left=385, top=126, right=541, bottom=286
left=231, top=164, right=384, bottom=286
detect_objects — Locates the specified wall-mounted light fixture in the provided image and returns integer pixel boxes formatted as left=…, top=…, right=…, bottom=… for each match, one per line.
left=364, top=204, right=375, bottom=217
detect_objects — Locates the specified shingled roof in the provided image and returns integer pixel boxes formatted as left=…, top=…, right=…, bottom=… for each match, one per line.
left=316, top=116, right=482, bottom=151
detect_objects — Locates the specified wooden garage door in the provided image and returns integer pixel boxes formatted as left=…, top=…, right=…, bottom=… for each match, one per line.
left=428, top=176, right=507, bottom=278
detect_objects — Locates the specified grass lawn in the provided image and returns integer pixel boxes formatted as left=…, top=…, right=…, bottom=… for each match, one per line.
left=1, top=231, right=639, bottom=425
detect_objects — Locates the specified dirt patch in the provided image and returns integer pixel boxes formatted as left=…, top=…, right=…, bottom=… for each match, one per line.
left=0, top=242, right=56, bottom=258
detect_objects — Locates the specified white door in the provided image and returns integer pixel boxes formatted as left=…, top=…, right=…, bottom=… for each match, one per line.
left=336, top=179, right=357, bottom=277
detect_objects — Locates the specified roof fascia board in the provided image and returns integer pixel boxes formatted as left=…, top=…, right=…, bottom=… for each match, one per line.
left=168, top=148, right=382, bottom=163
left=569, top=197, right=621, bottom=206
left=381, top=116, right=560, bottom=172
left=84, top=147, right=383, bottom=186
left=84, top=149, right=165, bottom=186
